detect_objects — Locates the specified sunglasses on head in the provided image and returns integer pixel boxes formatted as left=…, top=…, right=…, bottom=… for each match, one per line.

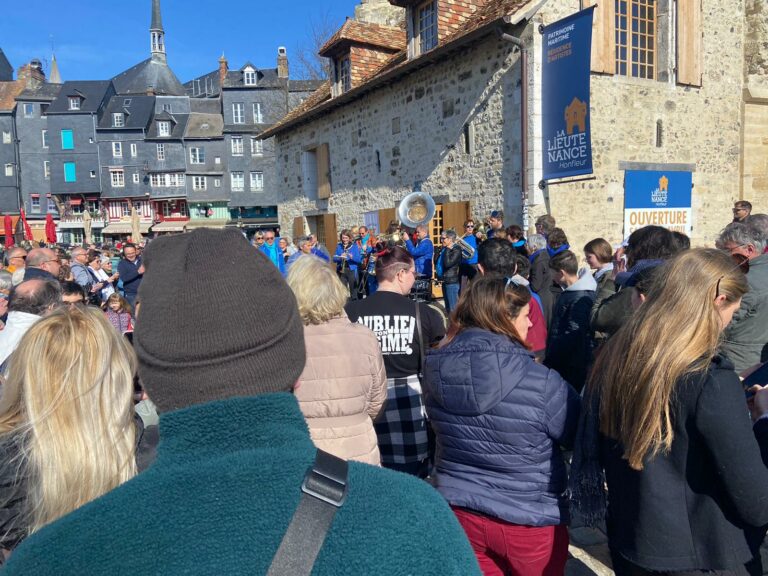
left=715, top=253, right=749, bottom=298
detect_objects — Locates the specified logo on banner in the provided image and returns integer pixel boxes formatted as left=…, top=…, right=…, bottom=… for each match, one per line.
left=651, top=176, right=669, bottom=207
left=565, top=98, right=587, bottom=135
left=547, top=97, right=589, bottom=166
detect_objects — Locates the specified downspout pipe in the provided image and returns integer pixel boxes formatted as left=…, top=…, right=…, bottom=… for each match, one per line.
left=498, top=28, right=529, bottom=224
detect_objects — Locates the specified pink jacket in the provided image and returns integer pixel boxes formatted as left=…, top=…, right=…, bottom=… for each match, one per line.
left=295, top=316, right=387, bottom=465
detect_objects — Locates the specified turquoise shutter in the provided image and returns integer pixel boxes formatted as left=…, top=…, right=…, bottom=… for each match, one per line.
left=64, top=162, right=76, bottom=182
left=61, top=129, right=74, bottom=150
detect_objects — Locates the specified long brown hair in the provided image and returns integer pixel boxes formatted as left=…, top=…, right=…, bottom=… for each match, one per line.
left=591, top=248, right=749, bottom=470
left=441, top=275, right=531, bottom=348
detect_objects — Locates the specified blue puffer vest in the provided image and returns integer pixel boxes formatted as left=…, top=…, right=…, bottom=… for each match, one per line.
left=424, top=328, right=581, bottom=527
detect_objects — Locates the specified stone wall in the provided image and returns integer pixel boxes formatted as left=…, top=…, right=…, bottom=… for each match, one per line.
left=354, top=0, right=404, bottom=27
left=276, top=0, right=750, bottom=252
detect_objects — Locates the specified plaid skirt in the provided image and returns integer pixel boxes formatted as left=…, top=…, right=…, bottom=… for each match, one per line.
left=374, top=374, right=430, bottom=465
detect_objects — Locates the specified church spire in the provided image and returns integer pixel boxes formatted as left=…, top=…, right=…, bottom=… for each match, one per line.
left=49, top=53, right=62, bottom=84
left=150, top=0, right=166, bottom=62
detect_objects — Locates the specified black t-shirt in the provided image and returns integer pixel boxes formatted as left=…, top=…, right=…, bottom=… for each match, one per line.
left=345, top=291, right=445, bottom=379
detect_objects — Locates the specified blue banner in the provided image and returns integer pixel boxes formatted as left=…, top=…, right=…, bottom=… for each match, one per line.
left=624, top=170, right=693, bottom=235
left=542, top=8, right=595, bottom=181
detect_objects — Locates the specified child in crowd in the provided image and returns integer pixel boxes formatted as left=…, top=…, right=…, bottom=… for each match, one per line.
left=105, top=293, right=133, bottom=334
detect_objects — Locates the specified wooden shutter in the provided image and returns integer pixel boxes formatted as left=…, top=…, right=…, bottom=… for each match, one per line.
left=321, top=213, right=337, bottom=248
left=677, top=0, right=702, bottom=86
left=377, top=208, right=396, bottom=233
left=316, top=143, right=331, bottom=199
left=586, top=0, right=615, bottom=74
left=293, top=216, right=303, bottom=240
left=441, top=201, right=470, bottom=235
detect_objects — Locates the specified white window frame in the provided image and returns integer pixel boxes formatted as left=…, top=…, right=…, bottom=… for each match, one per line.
left=162, top=103, right=172, bottom=113
left=47, top=199, right=57, bottom=213
left=90, top=170, right=97, bottom=178
left=231, top=171, right=244, bottom=192
left=415, top=0, right=438, bottom=55
left=4, top=164, right=13, bottom=177
left=113, top=113, right=125, bottom=127
left=121, top=201, right=130, bottom=217
left=232, top=103, right=245, bottom=124
left=244, top=69, right=257, bottom=86
left=112, top=142, right=122, bottom=158
left=110, top=169, right=125, bottom=188
left=41, top=130, right=48, bottom=148
left=43, top=161, right=50, bottom=180
left=253, top=102, right=263, bottom=123
left=31, top=197, right=41, bottom=212
left=68, top=97, right=80, bottom=111
left=23, top=103, right=34, bottom=117
left=189, top=147, right=205, bottom=164
left=2, top=131, right=10, bottom=144
left=158, top=121, right=171, bottom=137
left=132, top=172, right=140, bottom=183
left=250, top=171, right=264, bottom=191
left=251, top=137, right=263, bottom=156
left=214, top=178, right=221, bottom=187
left=215, top=156, right=221, bottom=165
left=193, top=176, right=207, bottom=191
left=156, top=143, right=166, bottom=160
left=334, top=57, right=351, bottom=95
left=130, top=143, right=137, bottom=157
left=231, top=136, right=244, bottom=156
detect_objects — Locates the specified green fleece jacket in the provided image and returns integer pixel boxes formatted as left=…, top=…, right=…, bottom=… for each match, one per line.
left=2, top=394, right=480, bottom=575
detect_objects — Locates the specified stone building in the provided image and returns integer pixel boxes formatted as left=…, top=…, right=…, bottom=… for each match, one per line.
left=264, top=0, right=768, bottom=252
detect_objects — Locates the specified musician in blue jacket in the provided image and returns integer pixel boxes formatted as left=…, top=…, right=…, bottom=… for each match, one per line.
left=404, top=225, right=434, bottom=278
left=333, top=230, right=362, bottom=300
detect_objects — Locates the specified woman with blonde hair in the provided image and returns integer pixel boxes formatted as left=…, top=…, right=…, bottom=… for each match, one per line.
left=573, top=248, right=768, bottom=575
left=0, top=306, right=137, bottom=556
left=287, top=255, right=387, bottom=465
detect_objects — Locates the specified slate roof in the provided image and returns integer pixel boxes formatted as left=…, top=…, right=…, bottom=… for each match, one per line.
left=47, top=81, right=112, bottom=114
left=145, top=112, right=189, bottom=139
left=189, top=98, right=221, bottom=114
left=0, top=81, right=25, bottom=111
left=319, top=19, right=406, bottom=57
left=0, top=49, right=13, bottom=82
left=184, top=112, right=224, bottom=139
left=112, top=57, right=185, bottom=96
left=262, top=0, right=538, bottom=139
left=184, top=66, right=322, bottom=98
left=16, top=83, right=62, bottom=102
left=151, top=0, right=164, bottom=30
left=97, top=95, right=155, bottom=130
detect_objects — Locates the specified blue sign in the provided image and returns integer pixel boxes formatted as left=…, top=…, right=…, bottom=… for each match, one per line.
left=542, top=8, right=595, bottom=181
left=624, top=170, right=693, bottom=235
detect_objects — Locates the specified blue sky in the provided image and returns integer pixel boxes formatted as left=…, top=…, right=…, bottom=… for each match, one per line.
left=2, top=0, right=357, bottom=82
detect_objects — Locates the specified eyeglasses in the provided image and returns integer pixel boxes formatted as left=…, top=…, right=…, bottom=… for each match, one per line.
left=264, top=236, right=275, bottom=241
left=733, top=208, right=747, bottom=213
left=44, top=259, right=60, bottom=265
left=10, top=255, right=26, bottom=261
left=465, top=224, right=474, bottom=229
left=715, top=254, right=750, bottom=298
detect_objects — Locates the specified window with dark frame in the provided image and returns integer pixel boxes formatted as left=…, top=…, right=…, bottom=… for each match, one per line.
left=615, top=0, right=656, bottom=79
left=334, top=57, right=351, bottom=94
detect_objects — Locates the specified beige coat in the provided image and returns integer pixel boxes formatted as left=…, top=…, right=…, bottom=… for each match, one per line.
left=295, top=316, right=387, bottom=465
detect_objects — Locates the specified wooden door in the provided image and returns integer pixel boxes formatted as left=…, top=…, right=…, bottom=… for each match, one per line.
left=320, top=213, right=337, bottom=249
left=441, top=201, right=470, bottom=234
left=377, top=208, right=396, bottom=234
left=293, top=216, right=304, bottom=240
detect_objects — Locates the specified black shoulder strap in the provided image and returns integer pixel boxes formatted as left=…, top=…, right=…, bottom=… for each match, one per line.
left=414, top=301, right=426, bottom=378
left=267, top=449, right=348, bottom=576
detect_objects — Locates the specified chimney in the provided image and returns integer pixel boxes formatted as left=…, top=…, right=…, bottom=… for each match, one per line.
left=277, top=47, right=289, bottom=79
left=146, top=86, right=156, bottom=96
left=17, top=59, right=46, bottom=88
left=218, top=54, right=228, bottom=89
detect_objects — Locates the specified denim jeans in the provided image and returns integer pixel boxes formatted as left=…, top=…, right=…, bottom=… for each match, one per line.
left=443, top=282, right=460, bottom=315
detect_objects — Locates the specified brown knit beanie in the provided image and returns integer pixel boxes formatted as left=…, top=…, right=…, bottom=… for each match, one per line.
left=134, top=228, right=305, bottom=413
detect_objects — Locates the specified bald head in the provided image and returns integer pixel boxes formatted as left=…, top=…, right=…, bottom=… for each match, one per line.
left=9, top=278, right=62, bottom=316
left=26, top=248, right=57, bottom=268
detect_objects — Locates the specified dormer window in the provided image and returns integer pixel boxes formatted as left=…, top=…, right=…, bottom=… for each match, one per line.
left=416, top=0, right=438, bottom=54
left=244, top=68, right=257, bottom=86
left=113, top=113, right=125, bottom=127
left=333, top=56, right=351, bottom=96
left=68, top=97, right=81, bottom=111
left=158, top=121, right=171, bottom=137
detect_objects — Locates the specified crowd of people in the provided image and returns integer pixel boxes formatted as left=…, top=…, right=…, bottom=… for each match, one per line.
left=0, top=199, right=765, bottom=576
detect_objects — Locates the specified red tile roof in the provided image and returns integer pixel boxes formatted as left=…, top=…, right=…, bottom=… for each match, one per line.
left=319, top=19, right=406, bottom=57
left=0, top=81, right=25, bottom=111
left=263, top=0, right=536, bottom=139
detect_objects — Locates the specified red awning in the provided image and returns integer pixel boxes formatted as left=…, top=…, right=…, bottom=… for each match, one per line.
left=30, top=194, right=40, bottom=198
left=85, top=196, right=99, bottom=201
left=68, top=199, right=82, bottom=206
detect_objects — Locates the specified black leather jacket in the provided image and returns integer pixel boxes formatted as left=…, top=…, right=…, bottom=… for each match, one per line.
left=441, top=245, right=462, bottom=285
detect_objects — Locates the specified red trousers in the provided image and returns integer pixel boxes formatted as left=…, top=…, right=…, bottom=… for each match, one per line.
left=452, top=507, right=569, bottom=576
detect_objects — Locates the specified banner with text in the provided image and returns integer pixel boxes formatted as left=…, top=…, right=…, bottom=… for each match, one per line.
left=624, top=170, right=693, bottom=236
left=542, top=7, right=595, bottom=181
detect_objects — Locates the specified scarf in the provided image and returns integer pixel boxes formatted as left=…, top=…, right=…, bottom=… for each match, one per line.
left=512, top=239, right=526, bottom=250
left=568, top=387, right=607, bottom=527
left=106, top=309, right=132, bottom=333
left=528, top=248, right=545, bottom=264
